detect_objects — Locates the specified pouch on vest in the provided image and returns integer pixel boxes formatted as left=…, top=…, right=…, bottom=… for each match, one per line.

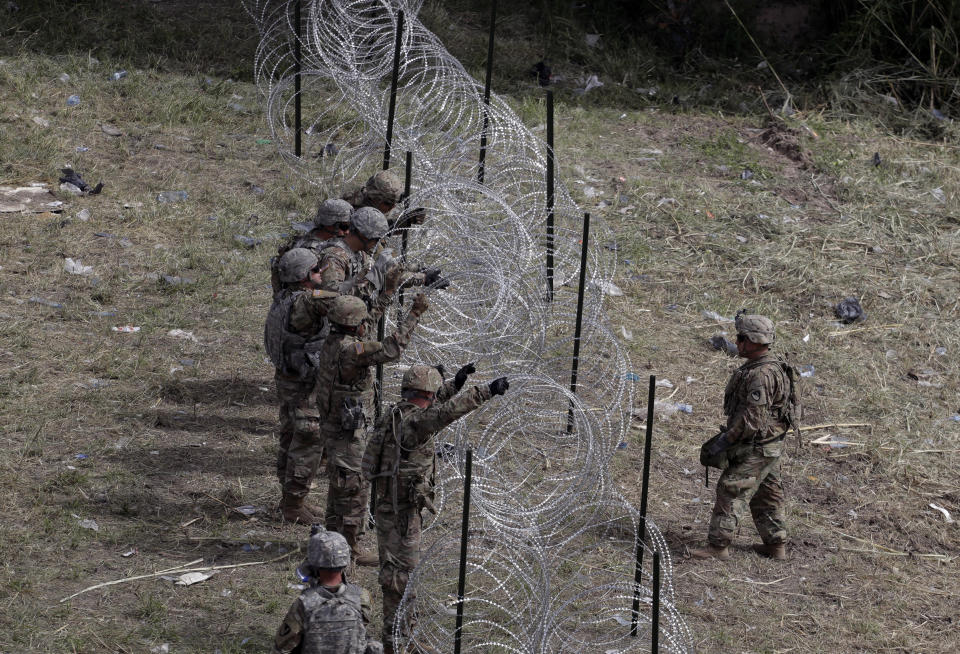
left=341, top=397, right=366, bottom=431
left=700, top=431, right=730, bottom=469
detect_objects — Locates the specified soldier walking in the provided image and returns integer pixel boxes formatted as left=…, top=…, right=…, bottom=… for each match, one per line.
left=362, top=364, right=509, bottom=654
left=265, top=248, right=340, bottom=523
left=692, top=312, right=801, bottom=561
left=315, top=294, right=431, bottom=566
left=271, top=526, right=383, bottom=654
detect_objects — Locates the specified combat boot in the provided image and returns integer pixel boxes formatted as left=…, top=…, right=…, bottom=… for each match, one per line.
left=752, top=542, right=787, bottom=560
left=281, top=493, right=317, bottom=524
left=690, top=544, right=730, bottom=560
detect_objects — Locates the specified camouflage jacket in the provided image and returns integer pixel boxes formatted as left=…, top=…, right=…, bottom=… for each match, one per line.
left=723, top=354, right=791, bottom=445
left=314, top=305, right=424, bottom=429
left=362, top=383, right=492, bottom=510
left=270, top=232, right=335, bottom=295
left=271, top=582, right=378, bottom=654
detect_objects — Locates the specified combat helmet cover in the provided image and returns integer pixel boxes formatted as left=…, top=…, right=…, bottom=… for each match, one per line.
left=401, top=365, right=443, bottom=394
left=735, top=311, right=775, bottom=345
left=350, top=207, right=389, bottom=239
left=278, top=248, right=318, bottom=283
left=304, top=527, right=351, bottom=570
left=314, top=198, right=353, bottom=227
left=363, top=170, right=402, bottom=206
left=328, top=295, right=368, bottom=327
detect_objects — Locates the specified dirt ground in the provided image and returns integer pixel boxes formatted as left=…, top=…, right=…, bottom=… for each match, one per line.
left=2, top=2, right=959, bottom=653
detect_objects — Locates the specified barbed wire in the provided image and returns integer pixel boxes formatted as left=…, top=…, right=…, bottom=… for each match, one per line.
left=243, top=1, right=693, bottom=651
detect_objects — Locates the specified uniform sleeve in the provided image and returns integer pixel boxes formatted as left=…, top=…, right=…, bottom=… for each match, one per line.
left=355, top=307, right=423, bottom=366
left=271, top=597, right=306, bottom=654
left=725, top=368, right=777, bottom=443
left=288, top=291, right=333, bottom=335
left=406, top=385, right=491, bottom=443
left=436, top=379, right=458, bottom=403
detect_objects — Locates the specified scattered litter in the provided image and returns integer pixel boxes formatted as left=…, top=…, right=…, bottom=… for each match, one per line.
left=640, top=401, right=694, bottom=420
left=173, top=571, right=217, bottom=586
left=616, top=441, right=628, bottom=450
left=288, top=582, right=306, bottom=591
left=634, top=86, right=658, bottom=96
left=60, top=182, right=82, bottom=195
left=255, top=138, right=272, bottom=145
left=59, top=72, right=70, bottom=82
left=234, top=505, right=259, bottom=516
left=583, top=186, right=600, bottom=198
left=92, top=310, right=117, bottom=317
left=76, top=146, right=90, bottom=152
left=701, top=310, right=733, bottom=323
left=157, top=190, right=188, bottom=203
left=674, top=403, right=693, bottom=414
left=122, top=548, right=137, bottom=557
left=584, top=33, right=602, bottom=47
left=75, top=453, right=88, bottom=459
left=221, top=589, right=233, bottom=597
left=123, top=201, right=143, bottom=209
left=0, top=184, right=63, bottom=213
left=32, top=115, right=50, bottom=128
left=847, top=509, right=858, bottom=519
left=100, top=123, right=122, bottom=137
left=798, top=364, right=815, bottom=378
left=60, top=168, right=103, bottom=195
left=624, top=372, right=642, bottom=382
left=735, top=235, right=748, bottom=243
left=740, top=169, right=754, bottom=180
left=655, top=379, right=674, bottom=388
left=66, top=94, right=80, bottom=107
left=64, top=257, right=94, bottom=275
left=949, top=415, right=960, bottom=422
left=930, top=187, right=946, bottom=204
left=111, top=325, right=140, bottom=333
left=934, top=346, right=947, bottom=356
left=834, top=297, right=865, bottom=324
left=80, top=378, right=110, bottom=389
left=809, top=434, right=860, bottom=448
left=77, top=208, right=91, bottom=221
left=180, top=359, right=197, bottom=367
left=111, top=70, right=127, bottom=80
left=656, top=197, right=678, bottom=208
left=592, top=280, right=623, bottom=296
left=802, top=334, right=810, bottom=343
left=149, top=645, right=169, bottom=654
left=907, top=368, right=937, bottom=384
left=29, top=297, right=63, bottom=308
left=228, top=102, right=246, bottom=112
left=168, top=329, right=200, bottom=343
left=73, top=514, right=100, bottom=532
left=620, top=326, right=633, bottom=340
left=928, top=503, right=954, bottom=523
left=931, top=108, right=947, bottom=121
left=576, top=74, right=603, bottom=94
left=709, top=334, right=738, bottom=356
left=234, top=234, right=262, bottom=248
left=241, top=543, right=261, bottom=552
left=612, top=614, right=632, bottom=626
left=685, top=376, right=694, bottom=383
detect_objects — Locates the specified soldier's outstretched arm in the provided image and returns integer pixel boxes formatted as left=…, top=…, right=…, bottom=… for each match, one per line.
left=355, top=294, right=429, bottom=366
left=407, top=384, right=493, bottom=445
left=270, top=598, right=306, bottom=654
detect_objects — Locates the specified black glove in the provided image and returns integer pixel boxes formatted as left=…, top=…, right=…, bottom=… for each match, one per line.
left=488, top=377, right=509, bottom=396
left=707, top=432, right=730, bottom=457
left=434, top=364, right=446, bottom=380
left=423, top=268, right=450, bottom=289
left=454, top=362, right=476, bottom=391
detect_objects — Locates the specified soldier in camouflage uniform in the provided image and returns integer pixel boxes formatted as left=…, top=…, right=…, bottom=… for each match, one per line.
left=343, top=170, right=427, bottom=231
left=692, top=313, right=800, bottom=561
left=272, top=526, right=383, bottom=654
left=265, top=248, right=341, bottom=523
left=316, top=293, right=431, bottom=567
left=271, top=199, right=354, bottom=295
left=362, top=364, right=509, bottom=654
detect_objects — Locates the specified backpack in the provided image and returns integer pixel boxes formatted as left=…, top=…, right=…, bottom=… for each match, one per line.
left=300, top=585, right=368, bottom=654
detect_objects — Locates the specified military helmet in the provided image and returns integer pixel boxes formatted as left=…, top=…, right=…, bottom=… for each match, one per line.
left=401, top=365, right=443, bottom=394
left=328, top=295, right=368, bottom=327
left=735, top=312, right=775, bottom=345
left=303, top=527, right=351, bottom=570
left=350, top=207, right=389, bottom=239
left=314, top=198, right=353, bottom=227
left=363, top=170, right=402, bottom=206
left=278, top=247, right=318, bottom=283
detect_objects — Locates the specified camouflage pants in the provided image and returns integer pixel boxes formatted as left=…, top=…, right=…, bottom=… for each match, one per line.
left=275, top=372, right=322, bottom=498
left=323, top=425, right=371, bottom=547
left=708, top=442, right=787, bottom=547
left=375, top=499, right=422, bottom=649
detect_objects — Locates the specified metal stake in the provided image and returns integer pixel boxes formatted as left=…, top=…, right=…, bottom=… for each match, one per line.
left=398, top=150, right=412, bottom=307
left=566, top=212, right=590, bottom=433
left=453, top=448, right=474, bottom=654
left=294, top=0, right=301, bottom=158
left=545, top=89, right=555, bottom=302
left=383, top=10, right=404, bottom=171
left=652, top=552, right=661, bottom=653
left=477, top=0, right=498, bottom=183
left=631, top=375, right=656, bottom=636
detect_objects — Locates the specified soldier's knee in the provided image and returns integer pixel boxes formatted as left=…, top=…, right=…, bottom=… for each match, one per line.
left=379, top=564, right=410, bottom=594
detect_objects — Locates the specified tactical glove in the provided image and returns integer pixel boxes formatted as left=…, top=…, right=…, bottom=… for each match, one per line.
left=411, top=293, right=429, bottom=316
left=488, top=377, right=509, bottom=396
left=707, top=432, right=730, bottom=457
left=434, top=364, right=446, bottom=380
left=454, top=362, right=476, bottom=391
left=423, top=268, right=450, bottom=290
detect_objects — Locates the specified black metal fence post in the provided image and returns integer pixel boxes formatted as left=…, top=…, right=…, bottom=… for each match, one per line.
left=382, top=10, right=404, bottom=171
left=545, top=89, right=555, bottom=302
left=453, top=448, right=474, bottom=654
left=566, top=212, right=590, bottom=433
left=294, top=0, right=302, bottom=157
left=631, top=375, right=656, bottom=636
left=477, top=0, right=498, bottom=183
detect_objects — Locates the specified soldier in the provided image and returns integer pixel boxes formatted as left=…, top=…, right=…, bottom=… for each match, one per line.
left=272, top=526, right=383, bottom=654
left=316, top=293, right=431, bottom=566
left=692, top=312, right=801, bottom=561
left=362, top=364, right=509, bottom=654
left=271, top=199, right=353, bottom=294
left=265, top=248, right=341, bottom=524
left=343, top=170, right=426, bottom=231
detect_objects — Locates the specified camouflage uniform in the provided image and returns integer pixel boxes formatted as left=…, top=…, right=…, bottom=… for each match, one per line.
left=271, top=199, right=353, bottom=295
left=362, top=369, right=495, bottom=651
left=707, top=317, right=792, bottom=550
left=315, top=297, right=428, bottom=558
left=272, top=528, right=382, bottom=654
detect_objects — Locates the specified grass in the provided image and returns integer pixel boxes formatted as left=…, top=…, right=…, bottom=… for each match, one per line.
left=2, top=2, right=959, bottom=653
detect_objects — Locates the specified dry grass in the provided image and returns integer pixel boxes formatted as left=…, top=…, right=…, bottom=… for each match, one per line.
left=2, top=3, right=959, bottom=654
